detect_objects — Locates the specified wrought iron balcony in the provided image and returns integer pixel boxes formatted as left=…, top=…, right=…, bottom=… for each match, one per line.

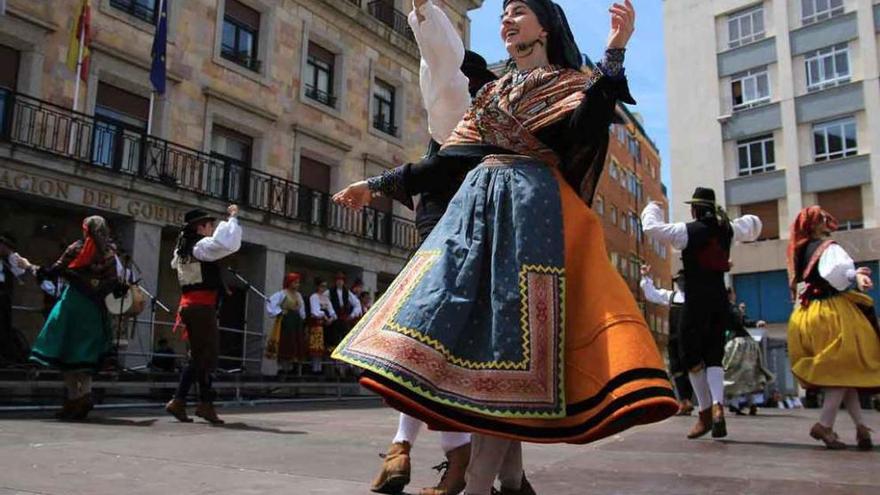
left=305, top=85, right=338, bottom=108
left=372, top=118, right=398, bottom=137
left=0, top=88, right=418, bottom=251
left=367, top=1, right=415, bottom=41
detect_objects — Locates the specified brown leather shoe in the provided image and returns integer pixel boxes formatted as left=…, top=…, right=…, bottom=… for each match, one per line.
left=856, top=424, right=873, bottom=451
left=371, top=442, right=411, bottom=494
left=69, top=394, right=94, bottom=421
left=809, top=422, right=846, bottom=450
left=419, top=443, right=470, bottom=495
left=165, top=398, right=193, bottom=423
left=687, top=408, right=712, bottom=439
left=55, top=399, right=78, bottom=420
left=676, top=399, right=694, bottom=416
left=195, top=402, right=225, bottom=425
left=711, top=403, right=727, bottom=438
left=491, top=474, right=536, bottom=495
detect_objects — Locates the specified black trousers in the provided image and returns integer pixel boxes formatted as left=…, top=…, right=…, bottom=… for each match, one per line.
left=667, top=334, right=693, bottom=401
left=174, top=362, right=215, bottom=402
left=679, top=293, right=726, bottom=369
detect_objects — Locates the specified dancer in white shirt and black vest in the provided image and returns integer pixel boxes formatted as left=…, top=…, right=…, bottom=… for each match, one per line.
left=642, top=187, right=762, bottom=439
left=166, top=205, right=242, bottom=425
left=640, top=265, right=694, bottom=416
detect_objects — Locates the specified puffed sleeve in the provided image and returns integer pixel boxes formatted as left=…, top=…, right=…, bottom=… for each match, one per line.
left=732, top=215, right=763, bottom=243
left=266, top=291, right=284, bottom=318
left=192, top=217, right=242, bottom=262
left=817, top=243, right=856, bottom=291
left=641, top=202, right=689, bottom=251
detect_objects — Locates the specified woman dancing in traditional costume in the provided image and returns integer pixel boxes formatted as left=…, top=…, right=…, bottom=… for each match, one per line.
left=332, top=1, right=677, bottom=492
left=30, top=216, right=122, bottom=420
left=265, top=272, right=307, bottom=373
left=787, top=206, right=879, bottom=450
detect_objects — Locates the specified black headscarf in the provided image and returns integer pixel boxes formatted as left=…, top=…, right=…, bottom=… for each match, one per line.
left=502, top=0, right=582, bottom=70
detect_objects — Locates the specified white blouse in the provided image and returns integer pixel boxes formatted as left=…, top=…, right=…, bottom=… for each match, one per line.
left=266, top=290, right=307, bottom=319
left=408, top=0, right=470, bottom=144
left=816, top=243, right=857, bottom=291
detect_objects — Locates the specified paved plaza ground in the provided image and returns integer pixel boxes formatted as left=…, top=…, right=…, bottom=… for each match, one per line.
left=0, top=400, right=878, bottom=494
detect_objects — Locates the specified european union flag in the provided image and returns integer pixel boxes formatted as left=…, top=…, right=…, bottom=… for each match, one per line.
left=149, top=0, right=167, bottom=94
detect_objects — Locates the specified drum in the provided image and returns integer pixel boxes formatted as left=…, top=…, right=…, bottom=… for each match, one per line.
left=105, top=285, right=147, bottom=316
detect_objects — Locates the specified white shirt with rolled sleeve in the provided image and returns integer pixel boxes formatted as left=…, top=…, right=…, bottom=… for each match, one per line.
left=408, top=0, right=470, bottom=144
left=0, top=253, right=28, bottom=283
left=171, top=216, right=242, bottom=271
left=640, top=277, right=684, bottom=306
left=640, top=202, right=763, bottom=250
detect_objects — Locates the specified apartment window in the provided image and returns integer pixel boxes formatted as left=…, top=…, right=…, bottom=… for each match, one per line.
left=298, top=156, right=332, bottom=225
left=594, top=195, right=604, bottom=217
left=813, top=117, right=857, bottom=162
left=619, top=168, right=628, bottom=188
left=0, top=45, right=18, bottom=135
left=818, top=187, right=863, bottom=230
left=610, top=252, right=620, bottom=269
left=305, top=42, right=336, bottom=108
left=626, top=134, right=641, bottom=162
left=805, top=44, right=850, bottom=92
left=221, top=0, right=260, bottom=72
left=110, top=0, right=158, bottom=24
left=630, top=213, right=641, bottom=241
left=728, top=5, right=765, bottom=49
left=211, top=125, right=253, bottom=202
left=741, top=200, right=779, bottom=240
left=614, top=123, right=626, bottom=142
left=801, top=0, right=844, bottom=25
left=731, top=68, right=770, bottom=109
left=737, top=135, right=775, bottom=176
left=93, top=82, right=149, bottom=171
left=373, top=78, right=397, bottom=136
left=610, top=205, right=618, bottom=226
left=609, top=161, right=619, bottom=180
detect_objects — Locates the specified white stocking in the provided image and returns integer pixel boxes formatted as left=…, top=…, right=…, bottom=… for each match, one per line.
left=688, top=369, right=711, bottom=410
left=392, top=413, right=423, bottom=445
left=706, top=366, right=725, bottom=405
left=843, top=388, right=865, bottom=426
left=819, top=388, right=846, bottom=428
left=440, top=431, right=471, bottom=453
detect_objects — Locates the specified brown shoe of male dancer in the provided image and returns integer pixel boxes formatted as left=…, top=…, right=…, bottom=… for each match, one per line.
left=372, top=441, right=411, bottom=494
left=419, top=443, right=470, bottom=495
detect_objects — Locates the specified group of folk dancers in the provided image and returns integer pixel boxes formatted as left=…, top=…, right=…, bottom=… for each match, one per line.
left=5, top=1, right=877, bottom=494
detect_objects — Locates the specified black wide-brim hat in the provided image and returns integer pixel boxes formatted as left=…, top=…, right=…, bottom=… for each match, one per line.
left=183, top=208, right=216, bottom=226
left=0, top=232, right=16, bottom=250
left=684, top=187, right=717, bottom=207
left=462, top=50, right=498, bottom=85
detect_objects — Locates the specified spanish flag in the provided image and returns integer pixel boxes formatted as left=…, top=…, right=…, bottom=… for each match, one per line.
left=66, top=0, right=91, bottom=82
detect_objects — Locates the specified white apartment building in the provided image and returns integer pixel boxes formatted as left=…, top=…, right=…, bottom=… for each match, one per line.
left=664, top=0, right=880, bottom=334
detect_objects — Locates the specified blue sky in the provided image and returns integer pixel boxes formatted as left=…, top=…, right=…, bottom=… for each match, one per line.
left=468, top=0, right=670, bottom=188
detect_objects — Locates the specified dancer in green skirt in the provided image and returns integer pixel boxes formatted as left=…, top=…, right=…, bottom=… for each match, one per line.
left=30, top=216, right=122, bottom=420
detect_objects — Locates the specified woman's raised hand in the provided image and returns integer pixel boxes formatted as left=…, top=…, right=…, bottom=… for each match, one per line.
left=332, top=181, right=373, bottom=211
left=607, top=0, right=636, bottom=49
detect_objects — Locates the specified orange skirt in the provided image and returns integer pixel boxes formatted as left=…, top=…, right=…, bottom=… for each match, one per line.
left=334, top=157, right=677, bottom=444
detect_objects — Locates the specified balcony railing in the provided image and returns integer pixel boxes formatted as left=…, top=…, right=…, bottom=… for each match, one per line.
left=367, top=1, right=415, bottom=41
left=373, top=118, right=398, bottom=137
left=0, top=88, right=419, bottom=251
left=305, top=85, right=338, bottom=108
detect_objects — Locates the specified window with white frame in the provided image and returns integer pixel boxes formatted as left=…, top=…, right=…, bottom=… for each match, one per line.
left=731, top=67, right=770, bottom=109
left=737, top=135, right=775, bottom=175
left=594, top=195, right=604, bottom=216
left=813, top=117, right=857, bottom=162
left=801, top=0, right=844, bottom=25
left=805, top=44, right=850, bottom=92
left=728, top=5, right=765, bottom=49
left=609, top=160, right=619, bottom=180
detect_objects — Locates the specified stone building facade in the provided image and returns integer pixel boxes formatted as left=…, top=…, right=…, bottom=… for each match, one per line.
left=0, top=0, right=481, bottom=372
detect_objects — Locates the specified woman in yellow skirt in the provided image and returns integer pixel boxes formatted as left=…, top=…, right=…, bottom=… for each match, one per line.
left=787, top=206, right=880, bottom=450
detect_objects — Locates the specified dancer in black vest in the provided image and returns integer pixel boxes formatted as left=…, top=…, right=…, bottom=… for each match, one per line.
left=640, top=265, right=693, bottom=416
left=166, top=205, right=242, bottom=424
left=642, top=187, right=761, bottom=439
left=0, top=233, right=35, bottom=365
left=327, top=272, right=361, bottom=350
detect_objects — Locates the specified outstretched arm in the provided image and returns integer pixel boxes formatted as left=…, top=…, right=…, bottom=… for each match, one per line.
left=409, top=0, right=470, bottom=143
left=641, top=202, right=688, bottom=250
left=731, top=215, right=762, bottom=243
left=193, top=206, right=242, bottom=262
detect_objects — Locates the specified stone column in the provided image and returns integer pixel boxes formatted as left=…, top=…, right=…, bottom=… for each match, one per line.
left=250, top=248, right=285, bottom=376
left=118, top=221, right=163, bottom=369
left=359, top=269, right=379, bottom=296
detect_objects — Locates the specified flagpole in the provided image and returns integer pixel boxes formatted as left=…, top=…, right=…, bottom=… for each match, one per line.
left=68, top=22, right=86, bottom=156
left=147, top=0, right=165, bottom=137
